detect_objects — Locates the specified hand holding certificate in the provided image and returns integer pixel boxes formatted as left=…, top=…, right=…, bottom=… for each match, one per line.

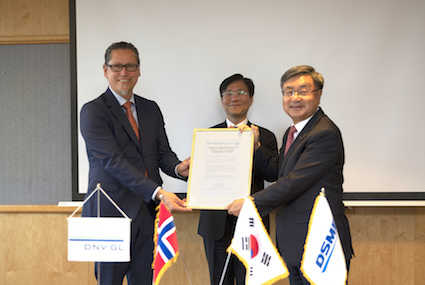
left=187, top=128, right=254, bottom=209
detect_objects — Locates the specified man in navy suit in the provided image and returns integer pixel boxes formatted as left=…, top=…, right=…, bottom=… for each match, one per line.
left=198, top=74, right=278, bottom=285
left=80, top=42, right=191, bottom=285
left=226, top=66, right=354, bottom=285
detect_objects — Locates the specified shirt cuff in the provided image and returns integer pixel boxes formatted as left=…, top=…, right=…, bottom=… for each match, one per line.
left=151, top=186, right=162, bottom=201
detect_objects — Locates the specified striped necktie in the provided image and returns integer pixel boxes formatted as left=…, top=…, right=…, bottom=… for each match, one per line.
left=123, top=101, right=140, bottom=140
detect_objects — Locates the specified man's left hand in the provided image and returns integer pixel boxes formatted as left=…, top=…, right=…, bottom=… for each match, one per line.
left=225, top=198, right=245, bottom=217
left=177, top=157, right=191, bottom=177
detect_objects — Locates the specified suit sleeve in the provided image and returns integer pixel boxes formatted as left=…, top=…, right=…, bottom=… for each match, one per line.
left=151, top=103, right=182, bottom=179
left=253, top=124, right=343, bottom=213
left=254, top=128, right=279, bottom=182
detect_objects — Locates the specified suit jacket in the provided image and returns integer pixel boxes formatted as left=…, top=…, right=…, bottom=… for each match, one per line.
left=198, top=121, right=278, bottom=240
left=252, top=108, right=354, bottom=266
left=80, top=88, right=182, bottom=219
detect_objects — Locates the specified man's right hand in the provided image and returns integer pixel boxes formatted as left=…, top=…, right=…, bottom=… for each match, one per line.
left=156, top=189, right=192, bottom=212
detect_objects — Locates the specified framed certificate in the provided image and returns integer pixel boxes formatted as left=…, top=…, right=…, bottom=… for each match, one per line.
left=187, top=128, right=254, bottom=209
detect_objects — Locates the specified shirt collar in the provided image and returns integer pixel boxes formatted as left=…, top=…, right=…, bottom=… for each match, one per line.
left=226, top=118, right=248, bottom=128
left=292, top=108, right=320, bottom=135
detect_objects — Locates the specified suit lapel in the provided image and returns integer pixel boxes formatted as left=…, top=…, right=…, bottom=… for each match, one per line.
left=278, top=108, right=325, bottom=176
left=213, top=121, right=227, bottom=128
left=134, top=96, right=148, bottom=156
left=216, top=120, right=251, bottom=128
left=104, top=90, right=143, bottom=154
left=278, top=128, right=290, bottom=175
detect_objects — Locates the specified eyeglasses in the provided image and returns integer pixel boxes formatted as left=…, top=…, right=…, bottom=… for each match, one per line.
left=106, top=64, right=139, bottom=72
left=222, top=90, right=249, bottom=100
left=282, top=89, right=320, bottom=98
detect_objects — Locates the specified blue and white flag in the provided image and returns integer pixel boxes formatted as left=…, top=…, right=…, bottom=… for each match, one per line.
left=301, top=189, right=347, bottom=285
left=228, top=198, right=288, bottom=285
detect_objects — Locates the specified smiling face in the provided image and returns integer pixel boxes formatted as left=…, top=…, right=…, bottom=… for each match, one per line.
left=282, top=74, right=322, bottom=124
left=221, top=80, right=253, bottom=125
left=103, top=49, right=140, bottom=100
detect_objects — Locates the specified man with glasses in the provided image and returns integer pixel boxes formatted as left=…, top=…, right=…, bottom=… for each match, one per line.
left=198, top=74, right=278, bottom=285
left=80, top=41, right=191, bottom=285
left=226, top=66, right=354, bottom=284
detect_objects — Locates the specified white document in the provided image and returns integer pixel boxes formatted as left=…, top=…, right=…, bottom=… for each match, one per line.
left=187, top=129, right=254, bottom=209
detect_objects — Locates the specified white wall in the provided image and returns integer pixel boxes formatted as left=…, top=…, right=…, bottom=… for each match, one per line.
left=76, top=0, right=425, bottom=194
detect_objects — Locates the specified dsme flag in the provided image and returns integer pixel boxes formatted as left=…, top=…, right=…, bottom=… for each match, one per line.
left=227, top=198, right=288, bottom=285
left=301, top=189, right=347, bottom=285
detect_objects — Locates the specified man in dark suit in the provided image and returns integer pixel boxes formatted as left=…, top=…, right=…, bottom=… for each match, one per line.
left=226, top=66, right=354, bottom=285
left=198, top=74, right=278, bottom=285
left=80, top=41, right=191, bottom=285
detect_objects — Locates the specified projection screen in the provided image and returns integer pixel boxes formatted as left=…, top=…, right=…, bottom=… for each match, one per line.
left=71, top=0, right=425, bottom=201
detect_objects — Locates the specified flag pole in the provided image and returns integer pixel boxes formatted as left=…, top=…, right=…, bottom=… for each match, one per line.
left=176, top=253, right=193, bottom=285
left=218, top=250, right=232, bottom=285
left=97, top=185, right=101, bottom=285
left=219, top=214, right=239, bottom=285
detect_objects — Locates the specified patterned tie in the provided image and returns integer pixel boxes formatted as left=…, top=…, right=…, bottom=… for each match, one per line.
left=123, top=102, right=148, bottom=177
left=284, top=125, right=297, bottom=156
left=123, top=102, right=140, bottom=140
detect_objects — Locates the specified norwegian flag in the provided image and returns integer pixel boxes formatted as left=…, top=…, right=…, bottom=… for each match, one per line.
left=152, top=202, right=179, bottom=285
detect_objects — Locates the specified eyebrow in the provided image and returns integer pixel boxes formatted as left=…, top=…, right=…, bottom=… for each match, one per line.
left=109, top=63, right=138, bottom=65
left=283, top=83, right=311, bottom=90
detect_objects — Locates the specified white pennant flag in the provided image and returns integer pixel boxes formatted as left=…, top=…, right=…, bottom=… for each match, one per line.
left=301, top=188, right=347, bottom=285
left=227, top=198, right=289, bottom=285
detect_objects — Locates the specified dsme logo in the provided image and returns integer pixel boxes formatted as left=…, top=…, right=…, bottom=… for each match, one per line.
left=315, top=221, right=337, bottom=272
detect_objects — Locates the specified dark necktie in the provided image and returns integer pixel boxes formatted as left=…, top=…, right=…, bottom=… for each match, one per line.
left=123, top=102, right=140, bottom=140
left=284, top=126, right=297, bottom=156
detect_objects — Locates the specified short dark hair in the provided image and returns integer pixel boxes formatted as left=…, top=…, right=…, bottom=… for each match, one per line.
left=104, top=41, right=140, bottom=65
left=219, top=74, right=255, bottom=97
left=280, top=65, right=324, bottom=90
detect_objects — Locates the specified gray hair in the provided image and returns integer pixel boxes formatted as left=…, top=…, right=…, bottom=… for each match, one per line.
left=280, top=65, right=324, bottom=90
left=104, top=41, right=140, bottom=65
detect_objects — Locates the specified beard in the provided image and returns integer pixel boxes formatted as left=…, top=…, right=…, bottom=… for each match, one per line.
left=118, top=88, right=131, bottom=97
